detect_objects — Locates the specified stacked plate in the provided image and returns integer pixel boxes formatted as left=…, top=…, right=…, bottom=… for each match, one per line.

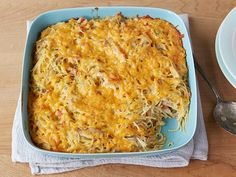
left=215, top=7, right=236, bottom=88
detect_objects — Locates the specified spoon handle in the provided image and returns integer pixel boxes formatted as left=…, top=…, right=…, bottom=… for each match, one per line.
left=193, top=55, right=222, bottom=102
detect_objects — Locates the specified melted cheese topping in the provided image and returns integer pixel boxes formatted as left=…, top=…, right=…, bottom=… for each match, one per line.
left=29, top=14, right=190, bottom=153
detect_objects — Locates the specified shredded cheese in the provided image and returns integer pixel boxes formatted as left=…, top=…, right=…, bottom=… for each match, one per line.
left=28, top=13, right=190, bottom=153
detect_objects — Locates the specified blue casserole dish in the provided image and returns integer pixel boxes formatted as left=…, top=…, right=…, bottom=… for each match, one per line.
left=21, top=6, right=197, bottom=158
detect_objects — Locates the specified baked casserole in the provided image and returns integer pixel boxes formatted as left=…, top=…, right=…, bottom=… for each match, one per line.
left=28, top=13, right=190, bottom=153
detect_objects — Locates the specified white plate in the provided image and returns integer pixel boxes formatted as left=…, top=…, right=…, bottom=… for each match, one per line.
left=216, top=23, right=236, bottom=88
left=218, top=7, right=236, bottom=80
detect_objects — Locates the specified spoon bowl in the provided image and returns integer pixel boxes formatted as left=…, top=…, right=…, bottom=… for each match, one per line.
left=214, top=101, right=236, bottom=134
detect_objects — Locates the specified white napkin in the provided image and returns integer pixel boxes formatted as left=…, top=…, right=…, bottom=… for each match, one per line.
left=12, top=14, right=208, bottom=175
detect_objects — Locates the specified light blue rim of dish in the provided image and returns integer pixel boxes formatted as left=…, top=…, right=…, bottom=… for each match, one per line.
left=216, top=24, right=236, bottom=88
left=21, top=6, right=197, bottom=158
left=217, top=7, right=236, bottom=82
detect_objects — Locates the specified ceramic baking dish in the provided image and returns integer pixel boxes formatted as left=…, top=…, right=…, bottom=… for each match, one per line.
left=21, top=6, right=197, bottom=158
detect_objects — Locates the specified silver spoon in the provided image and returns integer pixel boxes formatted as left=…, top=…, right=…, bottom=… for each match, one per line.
left=194, top=56, right=236, bottom=135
